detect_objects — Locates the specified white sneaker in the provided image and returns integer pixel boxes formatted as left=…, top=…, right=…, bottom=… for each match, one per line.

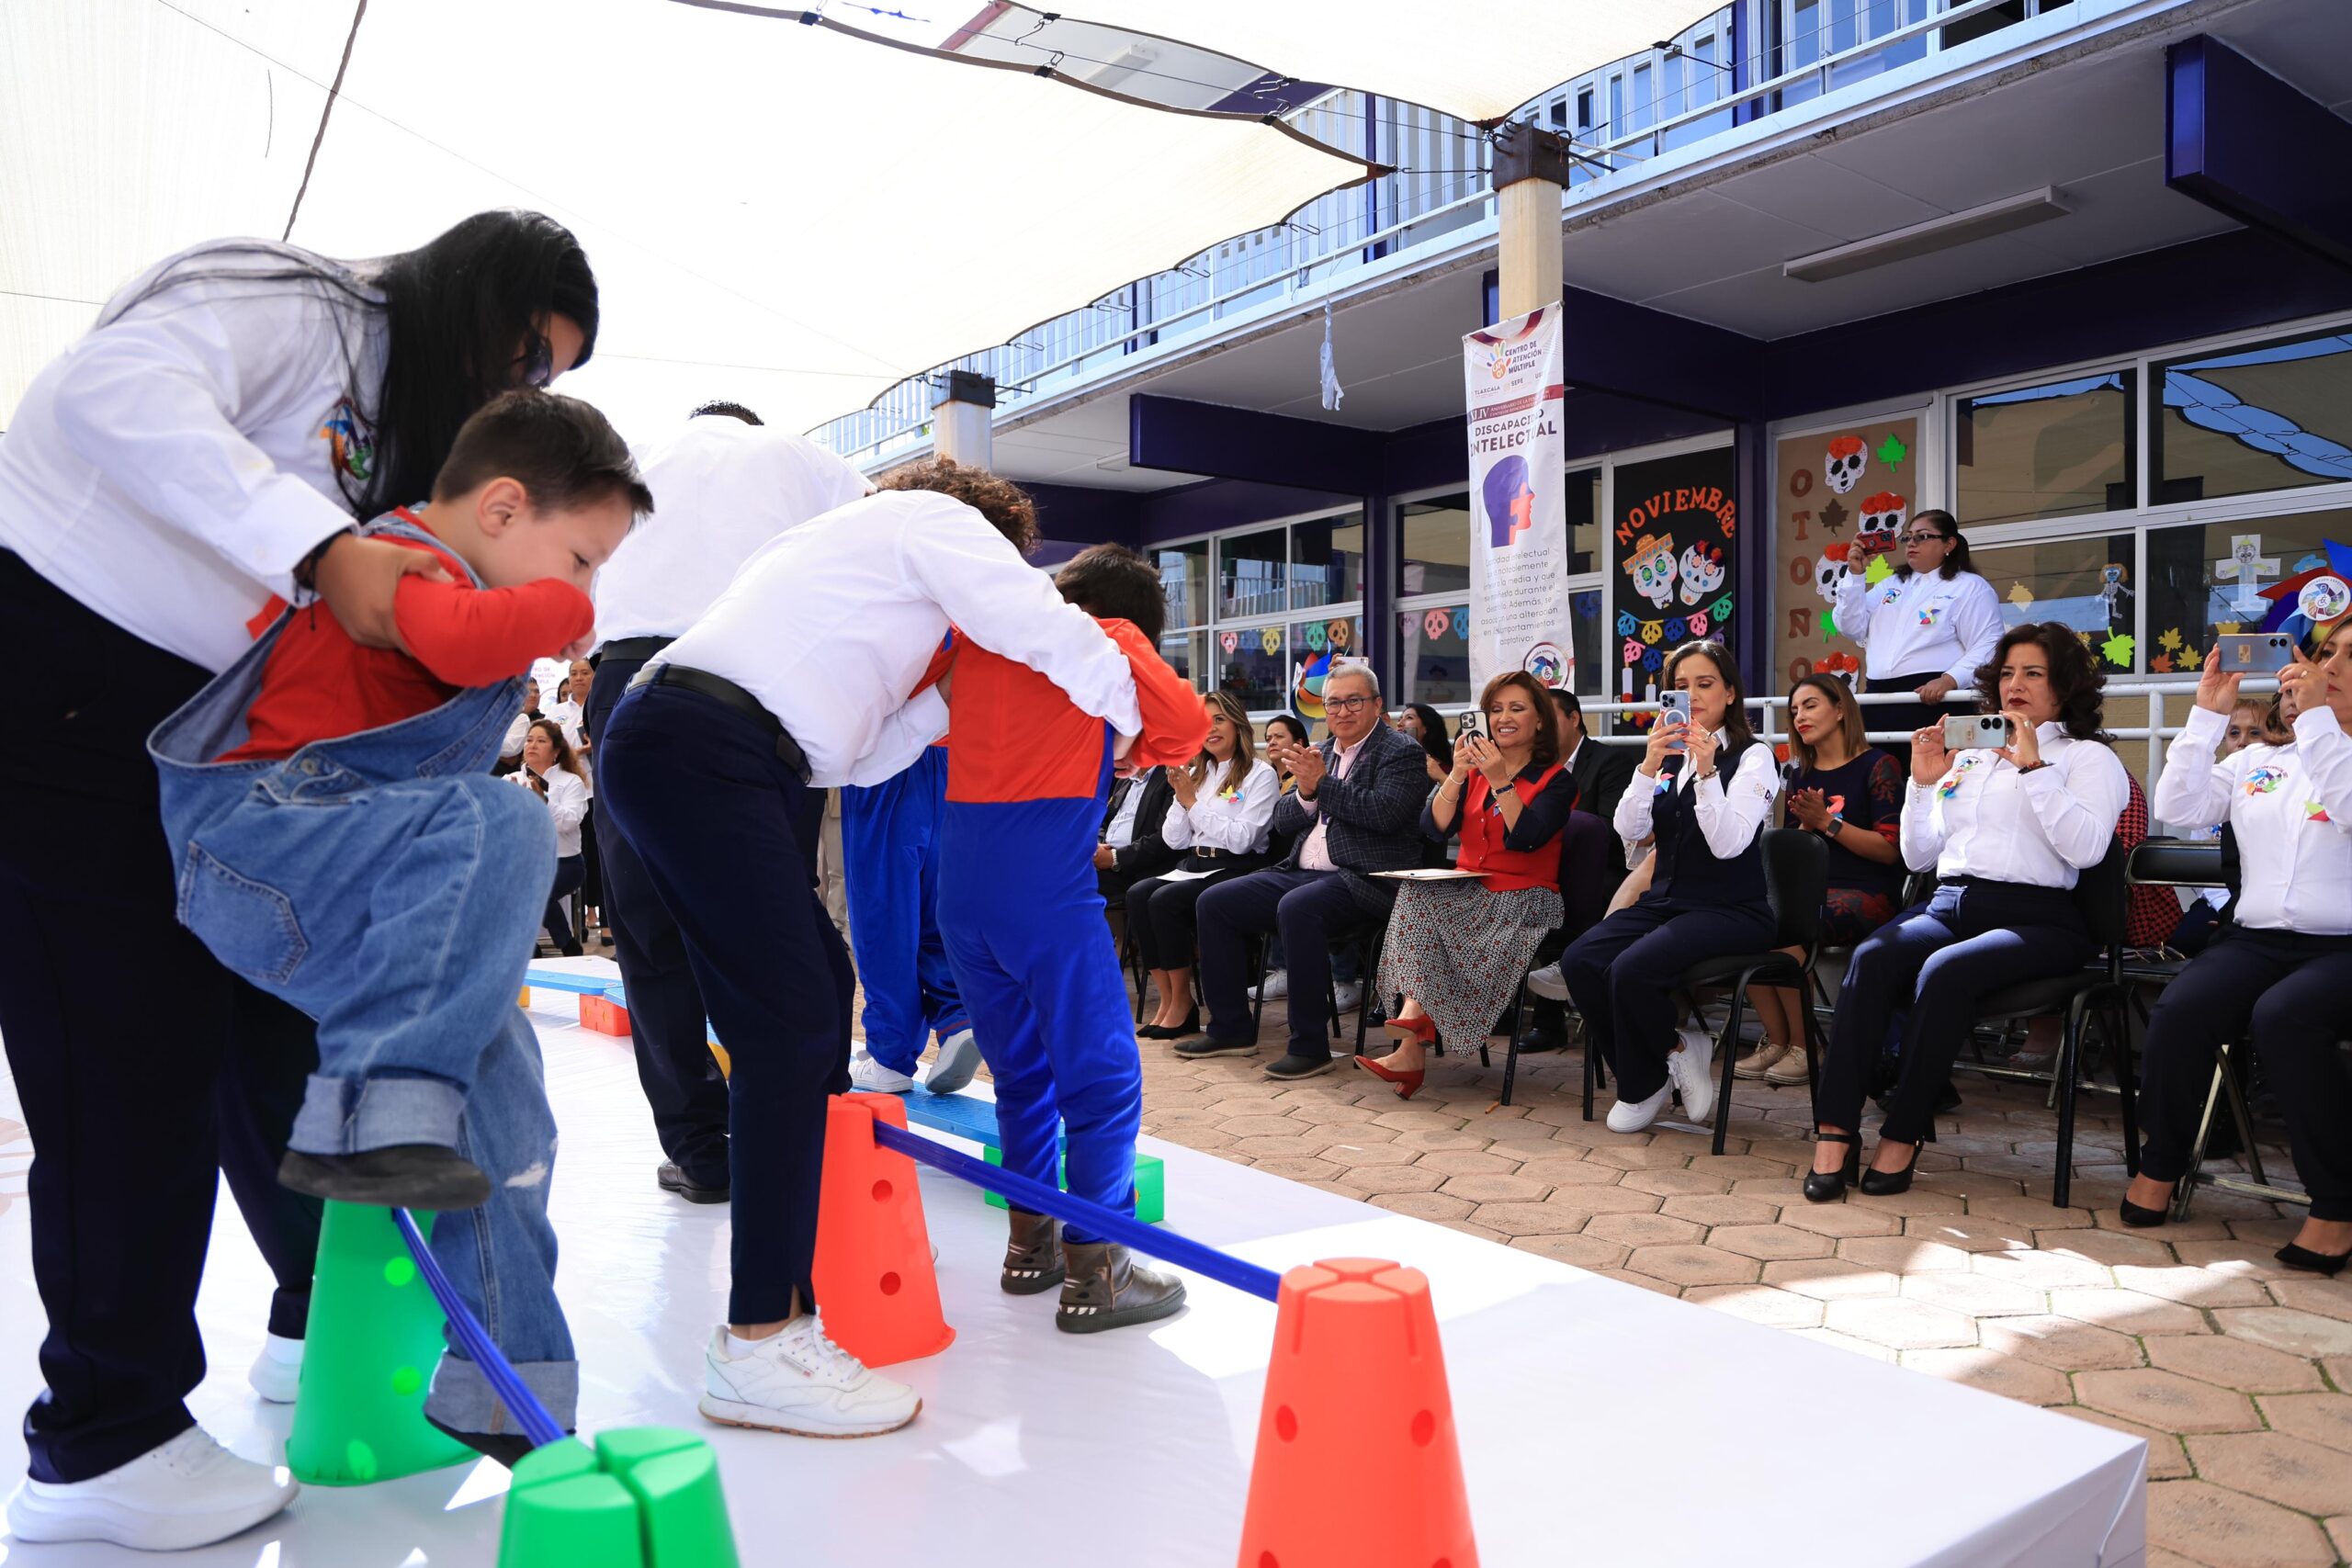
left=1668, top=1026, right=1717, bottom=1124
left=1250, top=970, right=1289, bottom=1002
left=6, top=1427, right=298, bottom=1551
left=848, top=1049, right=916, bottom=1094
left=1331, top=981, right=1364, bottom=1015
left=247, top=1333, right=303, bottom=1404
left=698, top=1317, right=921, bottom=1438
left=1606, top=1081, right=1673, bottom=1134
left=1525, top=963, right=1569, bottom=1001
left=923, top=1028, right=981, bottom=1096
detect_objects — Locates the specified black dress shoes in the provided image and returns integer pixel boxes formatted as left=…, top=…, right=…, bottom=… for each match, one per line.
left=658, top=1162, right=729, bottom=1203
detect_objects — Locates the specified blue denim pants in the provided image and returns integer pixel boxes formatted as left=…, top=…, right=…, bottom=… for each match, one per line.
left=146, top=517, right=575, bottom=1431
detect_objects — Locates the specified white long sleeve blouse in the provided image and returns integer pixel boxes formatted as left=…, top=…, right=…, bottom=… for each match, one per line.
left=1162, top=757, right=1280, bottom=856
left=2154, top=705, right=2352, bottom=935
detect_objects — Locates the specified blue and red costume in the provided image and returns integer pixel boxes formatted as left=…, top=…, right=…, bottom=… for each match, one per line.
left=930, top=619, right=1206, bottom=1237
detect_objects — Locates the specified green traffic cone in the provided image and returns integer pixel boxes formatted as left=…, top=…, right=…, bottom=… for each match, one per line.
left=498, top=1428, right=739, bottom=1568
left=284, top=1201, right=474, bottom=1486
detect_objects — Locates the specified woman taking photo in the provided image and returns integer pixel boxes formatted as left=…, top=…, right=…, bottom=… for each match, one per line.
left=1533, top=641, right=1781, bottom=1132
left=0, top=210, right=597, bottom=1548
left=1356, top=672, right=1576, bottom=1098
left=2123, top=625, right=2352, bottom=1272
left=1133, top=692, right=1282, bottom=1038
left=1736, top=675, right=1905, bottom=1087
left=1805, top=623, right=2128, bottom=1201
left=1833, top=508, right=2002, bottom=745
left=515, top=719, right=595, bottom=958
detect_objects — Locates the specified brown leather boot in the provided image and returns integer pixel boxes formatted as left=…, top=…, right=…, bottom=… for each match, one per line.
left=1002, top=1208, right=1065, bottom=1295
left=1056, top=1240, right=1186, bottom=1334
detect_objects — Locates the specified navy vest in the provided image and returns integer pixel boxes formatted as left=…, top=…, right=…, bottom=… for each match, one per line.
left=1646, top=735, right=1770, bottom=910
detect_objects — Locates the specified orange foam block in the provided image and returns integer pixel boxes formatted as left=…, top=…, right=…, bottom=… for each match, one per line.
left=1237, top=1258, right=1476, bottom=1568
left=578, top=995, right=631, bottom=1036
left=809, top=1094, right=955, bottom=1368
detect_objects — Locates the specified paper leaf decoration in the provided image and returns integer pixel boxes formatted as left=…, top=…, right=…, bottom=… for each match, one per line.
left=2152, top=653, right=2174, bottom=673
left=2158, top=627, right=2184, bottom=653
left=1822, top=610, right=1839, bottom=640
left=2007, top=582, right=2036, bottom=607
left=2102, top=632, right=2135, bottom=668
left=1820, top=499, right=1849, bottom=535
left=2215, top=622, right=2241, bottom=635
left=1874, top=434, right=1908, bottom=471
left=1864, top=556, right=1894, bottom=586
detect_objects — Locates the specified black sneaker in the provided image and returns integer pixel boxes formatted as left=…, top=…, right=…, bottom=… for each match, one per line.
left=1173, top=1032, right=1259, bottom=1059
left=425, top=1414, right=567, bottom=1469
left=1514, top=1029, right=1564, bottom=1055
left=657, top=1161, right=730, bottom=1204
left=278, top=1147, right=491, bottom=1210
left=1263, top=1053, right=1338, bottom=1081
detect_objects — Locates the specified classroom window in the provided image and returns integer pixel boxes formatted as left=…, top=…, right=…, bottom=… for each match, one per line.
left=1954, top=369, right=2138, bottom=527
left=1292, top=513, right=1364, bottom=610
left=1217, top=528, right=1287, bottom=619
left=2144, top=509, right=2352, bottom=672
left=2153, top=329, right=2352, bottom=505
left=1211, top=625, right=1288, bottom=713
left=1155, top=540, right=1209, bottom=630
left=1159, top=631, right=1209, bottom=694
left=1397, top=602, right=1473, bottom=707
left=1970, top=530, right=2142, bottom=671
left=1399, top=494, right=1474, bottom=597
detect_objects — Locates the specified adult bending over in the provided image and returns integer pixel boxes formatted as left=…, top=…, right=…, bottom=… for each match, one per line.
left=1833, top=508, right=2000, bottom=748
left=1805, top=623, right=2127, bottom=1201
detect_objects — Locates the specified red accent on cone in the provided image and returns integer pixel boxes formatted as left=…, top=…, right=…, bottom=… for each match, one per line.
left=1237, top=1258, right=1476, bottom=1568
left=810, top=1093, right=956, bottom=1367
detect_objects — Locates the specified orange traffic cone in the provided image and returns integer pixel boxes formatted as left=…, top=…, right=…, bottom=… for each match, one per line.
left=809, top=1093, right=955, bottom=1367
left=1237, top=1258, right=1476, bottom=1568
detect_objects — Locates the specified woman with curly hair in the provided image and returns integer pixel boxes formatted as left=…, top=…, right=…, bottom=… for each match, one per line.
left=1804, top=622, right=2129, bottom=1201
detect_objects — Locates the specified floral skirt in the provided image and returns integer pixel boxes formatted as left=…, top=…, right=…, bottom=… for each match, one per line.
left=1822, top=886, right=1901, bottom=947
left=1374, top=879, right=1564, bottom=1056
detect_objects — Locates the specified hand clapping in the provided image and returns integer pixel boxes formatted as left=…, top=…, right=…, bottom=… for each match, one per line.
left=1283, top=740, right=1328, bottom=795
left=1788, top=787, right=1833, bottom=831
left=1167, top=768, right=1200, bottom=808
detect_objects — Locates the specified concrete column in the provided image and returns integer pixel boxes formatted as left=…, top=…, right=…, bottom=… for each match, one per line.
left=933, top=368, right=995, bottom=468
left=1490, top=127, right=1569, bottom=321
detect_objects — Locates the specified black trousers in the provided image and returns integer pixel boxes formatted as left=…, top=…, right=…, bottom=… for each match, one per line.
left=1817, top=879, right=2091, bottom=1145
left=1558, top=896, right=1776, bottom=1104
left=1126, top=856, right=1273, bottom=971
left=598, top=682, right=854, bottom=1322
left=542, top=853, right=585, bottom=955
left=2136, top=927, right=2352, bottom=1221
left=1197, top=867, right=1382, bottom=1058
left=585, top=654, right=730, bottom=1188
left=0, top=551, right=321, bottom=1483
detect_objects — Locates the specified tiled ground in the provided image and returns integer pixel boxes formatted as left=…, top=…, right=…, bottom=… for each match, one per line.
left=1133, top=1004, right=2352, bottom=1568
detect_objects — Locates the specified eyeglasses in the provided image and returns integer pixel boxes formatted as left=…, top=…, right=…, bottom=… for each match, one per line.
left=1901, top=531, right=1952, bottom=547
left=1324, top=695, right=1378, bottom=714
left=511, top=333, right=556, bottom=389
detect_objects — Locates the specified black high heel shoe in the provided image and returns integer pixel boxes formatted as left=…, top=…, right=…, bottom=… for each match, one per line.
left=2118, top=1189, right=2171, bottom=1229
left=1859, top=1137, right=1927, bottom=1197
left=2275, top=1242, right=2352, bottom=1277
left=1804, top=1131, right=1860, bottom=1204
left=1137, top=1010, right=1199, bottom=1041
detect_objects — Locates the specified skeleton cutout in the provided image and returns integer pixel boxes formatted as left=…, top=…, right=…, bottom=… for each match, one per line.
left=1815, top=543, right=1852, bottom=604
left=1679, top=542, right=1726, bottom=605
left=1855, top=491, right=1908, bottom=560
left=1825, top=434, right=1868, bottom=495
left=1625, top=534, right=1679, bottom=610
left=2098, top=561, right=2133, bottom=618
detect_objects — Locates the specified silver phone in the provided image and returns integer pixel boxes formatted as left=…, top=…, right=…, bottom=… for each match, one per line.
left=2216, top=633, right=2295, bottom=674
left=1456, top=709, right=1487, bottom=742
left=1943, top=713, right=2009, bottom=750
left=1660, top=691, right=1690, bottom=751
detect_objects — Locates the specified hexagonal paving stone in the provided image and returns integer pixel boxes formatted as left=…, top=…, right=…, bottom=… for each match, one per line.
left=2062, top=1408, right=2191, bottom=1480
left=1369, top=1190, right=1477, bottom=1224
left=1822, top=1296, right=1979, bottom=1350
left=1513, top=1154, right=1630, bottom=1188
left=2329, top=1517, right=2352, bottom=1566
left=1248, top=1156, right=1352, bottom=1185
left=1844, top=1186, right=1970, bottom=1217
left=2172, top=1238, right=2305, bottom=1280
left=1508, top=1233, right=1628, bottom=1270
left=2267, top=1278, right=2352, bottom=1323
left=1217, top=1113, right=1309, bottom=1139
left=2075, top=1368, right=2259, bottom=1434
left=2186, top=1432, right=2352, bottom=1517
left=1157, top=1125, right=1239, bottom=1152
left=1774, top=1202, right=1902, bottom=1239
left=1789, top=1326, right=1896, bottom=1362
left=1898, top=1271, right=2044, bottom=1318
left=1964, top=1193, right=2095, bottom=1229
left=1657, top=1193, right=1783, bottom=1227
left=1980, top=1314, right=2145, bottom=1371
left=1968, top=1248, right=2113, bottom=1292
left=1336, top=1164, right=1450, bottom=1197
left=2146, top=1334, right=2325, bottom=1394
left=1681, top=1283, right=1824, bottom=1330
left=1904, top=1213, right=2040, bottom=1253
left=1370, top=1108, right=1470, bottom=1134
left=2047, top=1287, right=2211, bottom=1337
left=1581, top=1143, right=1702, bottom=1172
left=2257, top=1393, right=2352, bottom=1456
left=1437, top=1173, right=1551, bottom=1204
left=2035, top=1228, right=2177, bottom=1269
left=1760, top=1257, right=1900, bottom=1301
left=2212, top=1306, right=2352, bottom=1359
left=1412, top=1147, right=1521, bottom=1178
left=1230, top=1134, right=1324, bottom=1160
left=1834, top=1235, right=1973, bottom=1274
left=1391, top=1126, right=1492, bottom=1153
left=2111, top=1263, right=2276, bottom=1308
left=1901, top=1348, right=2070, bottom=1405
left=1617, top=1168, right=1733, bottom=1198
left=1616, top=1243, right=1758, bottom=1288
left=1581, top=1211, right=1705, bottom=1249
left=1708, top=1224, right=1835, bottom=1262
left=1471, top=1189, right=1660, bottom=1235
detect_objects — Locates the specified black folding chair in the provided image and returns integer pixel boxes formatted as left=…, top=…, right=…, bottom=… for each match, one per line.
left=1475, top=810, right=1611, bottom=1108
left=1675, top=829, right=1830, bottom=1156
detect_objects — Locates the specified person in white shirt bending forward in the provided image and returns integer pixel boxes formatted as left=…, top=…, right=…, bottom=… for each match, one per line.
left=1805, top=623, right=2129, bottom=1202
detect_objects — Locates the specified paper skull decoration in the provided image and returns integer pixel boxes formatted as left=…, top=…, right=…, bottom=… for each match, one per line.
left=1625, top=534, right=1679, bottom=610
left=1825, top=434, right=1868, bottom=495
left=1678, top=542, right=1726, bottom=605
left=1856, top=492, right=1908, bottom=556
left=1815, top=543, right=1852, bottom=605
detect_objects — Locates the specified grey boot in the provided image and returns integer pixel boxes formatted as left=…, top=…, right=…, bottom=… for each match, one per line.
left=925, top=1027, right=982, bottom=1096
left=1002, top=1208, right=1065, bottom=1295
left=1056, top=1240, right=1187, bottom=1334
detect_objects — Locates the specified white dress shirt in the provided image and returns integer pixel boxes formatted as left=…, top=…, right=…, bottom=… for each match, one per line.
left=592, top=417, right=873, bottom=649
left=653, top=490, right=1140, bottom=789
left=1902, top=721, right=2128, bottom=886
left=1102, top=771, right=1152, bottom=850
left=513, top=764, right=592, bottom=858
left=0, top=240, right=385, bottom=672
left=2154, top=705, right=2352, bottom=935
left=1612, top=731, right=1781, bottom=860
left=1297, top=732, right=1374, bottom=871
left=1835, top=567, right=2004, bottom=685
left=1164, top=757, right=1280, bottom=855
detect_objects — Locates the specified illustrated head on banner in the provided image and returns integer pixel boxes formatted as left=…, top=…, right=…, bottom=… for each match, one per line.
left=1482, top=454, right=1536, bottom=548
left=2258, top=539, right=2352, bottom=655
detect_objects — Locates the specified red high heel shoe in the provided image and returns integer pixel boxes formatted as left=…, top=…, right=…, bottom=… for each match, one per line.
left=1385, top=1012, right=1438, bottom=1045
left=1354, top=1053, right=1425, bottom=1100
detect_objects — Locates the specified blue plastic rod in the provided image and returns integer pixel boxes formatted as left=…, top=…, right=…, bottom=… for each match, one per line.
left=871, top=1121, right=1283, bottom=1303
left=391, top=1209, right=567, bottom=1450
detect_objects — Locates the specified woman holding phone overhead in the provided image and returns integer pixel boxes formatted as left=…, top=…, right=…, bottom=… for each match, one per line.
left=1804, top=623, right=2128, bottom=1202
left=1833, top=509, right=2002, bottom=748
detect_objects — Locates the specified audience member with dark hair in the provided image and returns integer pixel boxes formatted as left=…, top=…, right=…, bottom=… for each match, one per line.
left=1516, top=685, right=1639, bottom=1055
left=1834, top=507, right=2001, bottom=749
left=1805, top=623, right=2128, bottom=1202
left=515, top=717, right=594, bottom=957
left=1395, top=701, right=1454, bottom=783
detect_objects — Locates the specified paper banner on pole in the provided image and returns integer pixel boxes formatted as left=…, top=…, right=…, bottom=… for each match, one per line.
left=1464, top=307, right=1571, bottom=690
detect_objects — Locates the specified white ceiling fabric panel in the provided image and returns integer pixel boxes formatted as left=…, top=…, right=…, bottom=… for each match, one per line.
left=1, top=0, right=1368, bottom=442
left=1035, top=0, right=1719, bottom=123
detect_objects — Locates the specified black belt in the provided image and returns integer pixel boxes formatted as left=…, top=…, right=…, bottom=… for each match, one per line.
left=592, top=636, right=673, bottom=670
left=628, top=663, right=808, bottom=779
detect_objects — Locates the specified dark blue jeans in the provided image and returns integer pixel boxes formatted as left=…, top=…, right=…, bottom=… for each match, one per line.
left=598, top=682, right=854, bottom=1324
left=1197, top=867, right=1378, bottom=1059
left=1558, top=896, right=1776, bottom=1104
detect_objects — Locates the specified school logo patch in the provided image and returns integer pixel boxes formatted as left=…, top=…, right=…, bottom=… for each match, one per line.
left=2244, top=765, right=2290, bottom=796
left=1917, top=604, right=1940, bottom=627
left=1936, top=754, right=1983, bottom=800
left=2307, top=799, right=2334, bottom=824
left=319, top=399, right=374, bottom=481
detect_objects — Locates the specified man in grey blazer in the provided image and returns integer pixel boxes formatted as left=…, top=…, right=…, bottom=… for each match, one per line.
left=1176, top=662, right=1429, bottom=1079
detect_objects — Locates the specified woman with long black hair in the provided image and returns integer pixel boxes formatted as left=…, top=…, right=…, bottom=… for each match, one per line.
left=0, top=211, right=597, bottom=1549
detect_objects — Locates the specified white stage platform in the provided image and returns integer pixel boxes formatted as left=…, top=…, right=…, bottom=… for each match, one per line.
left=0, top=1010, right=2145, bottom=1567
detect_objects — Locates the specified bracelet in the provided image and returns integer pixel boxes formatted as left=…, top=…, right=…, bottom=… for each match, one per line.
left=291, top=528, right=352, bottom=592
left=2017, top=761, right=2052, bottom=774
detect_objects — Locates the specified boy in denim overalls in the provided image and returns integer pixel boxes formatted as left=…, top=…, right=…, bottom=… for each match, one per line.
left=149, top=390, right=648, bottom=1456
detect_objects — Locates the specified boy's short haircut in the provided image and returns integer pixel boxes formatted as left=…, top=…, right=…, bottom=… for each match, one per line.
left=1054, top=543, right=1165, bottom=642
left=876, top=457, right=1040, bottom=555
left=433, top=389, right=655, bottom=519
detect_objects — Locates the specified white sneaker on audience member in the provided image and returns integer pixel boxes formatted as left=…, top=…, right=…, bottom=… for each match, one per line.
left=848, top=1049, right=915, bottom=1094
left=1249, top=970, right=1288, bottom=1002
left=1606, top=1081, right=1673, bottom=1134
left=247, top=1333, right=303, bottom=1404
left=6, top=1427, right=298, bottom=1551
left=1525, top=963, right=1568, bottom=1001
left=923, top=1028, right=981, bottom=1096
left=1668, top=1026, right=1717, bottom=1123
left=1331, top=981, right=1363, bottom=1015
left=699, top=1317, right=920, bottom=1438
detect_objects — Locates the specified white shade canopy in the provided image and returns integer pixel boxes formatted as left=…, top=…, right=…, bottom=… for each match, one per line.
left=1034, top=1, right=1720, bottom=123
left=0, top=0, right=1372, bottom=444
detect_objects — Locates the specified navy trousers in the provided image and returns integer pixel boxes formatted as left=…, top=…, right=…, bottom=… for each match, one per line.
left=586, top=653, right=730, bottom=1189
left=842, top=747, right=967, bottom=1075
left=598, top=683, right=854, bottom=1323
left=1558, top=896, right=1775, bottom=1104
left=1197, top=867, right=1379, bottom=1059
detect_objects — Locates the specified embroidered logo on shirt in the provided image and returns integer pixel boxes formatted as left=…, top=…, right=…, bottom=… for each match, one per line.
left=319, top=400, right=374, bottom=481
left=1654, top=773, right=1674, bottom=796
left=1216, top=780, right=1244, bottom=803
left=1936, top=754, right=1983, bottom=799
left=2244, top=765, right=2290, bottom=796
left=2307, top=799, right=2334, bottom=824
left=1917, top=605, right=1940, bottom=627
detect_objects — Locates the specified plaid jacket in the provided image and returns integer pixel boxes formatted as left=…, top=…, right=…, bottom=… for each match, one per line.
left=1272, top=721, right=1431, bottom=911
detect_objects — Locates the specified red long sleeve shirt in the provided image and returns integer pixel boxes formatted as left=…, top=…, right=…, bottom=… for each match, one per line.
left=933, top=617, right=1208, bottom=804
left=220, top=514, right=594, bottom=762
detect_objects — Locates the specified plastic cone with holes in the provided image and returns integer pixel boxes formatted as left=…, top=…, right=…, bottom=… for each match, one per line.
left=1237, top=1258, right=1476, bottom=1568
left=285, top=1201, right=474, bottom=1485
left=809, top=1093, right=955, bottom=1366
